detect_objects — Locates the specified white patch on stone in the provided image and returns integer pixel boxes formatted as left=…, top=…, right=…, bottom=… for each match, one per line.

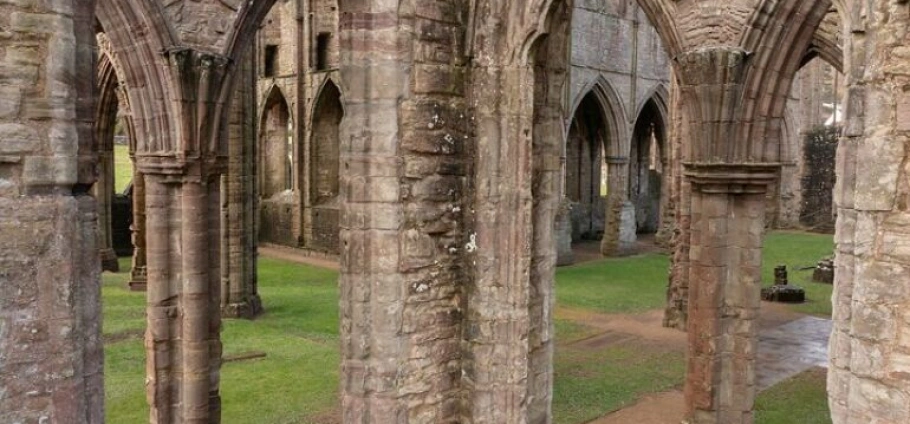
left=465, top=233, right=478, bottom=253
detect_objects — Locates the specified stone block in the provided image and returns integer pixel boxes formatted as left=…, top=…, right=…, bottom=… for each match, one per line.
left=853, top=134, right=902, bottom=211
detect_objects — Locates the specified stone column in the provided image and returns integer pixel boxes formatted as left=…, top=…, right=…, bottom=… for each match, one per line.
left=601, top=157, right=635, bottom=255
left=827, top=2, right=910, bottom=423
left=465, top=0, right=569, bottom=417
left=683, top=165, right=777, bottom=424
left=96, top=144, right=119, bottom=272
left=0, top=0, right=103, bottom=422
left=145, top=170, right=223, bottom=423
left=137, top=48, right=231, bottom=424
left=338, top=4, right=468, bottom=421
left=130, top=169, right=148, bottom=291
left=663, top=74, right=691, bottom=330
left=671, top=47, right=782, bottom=424
left=221, top=47, right=262, bottom=319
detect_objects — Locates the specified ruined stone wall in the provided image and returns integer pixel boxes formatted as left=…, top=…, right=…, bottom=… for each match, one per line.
left=570, top=1, right=670, bottom=111
left=0, top=1, right=103, bottom=422
left=255, top=0, right=345, bottom=253
left=566, top=0, right=671, bottom=252
left=257, top=2, right=303, bottom=247
left=777, top=59, right=844, bottom=230
left=828, top=2, right=910, bottom=423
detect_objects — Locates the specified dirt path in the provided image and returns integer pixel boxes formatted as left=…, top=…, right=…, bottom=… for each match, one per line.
left=560, top=303, right=827, bottom=424
left=258, top=244, right=339, bottom=270
left=257, top=242, right=824, bottom=424
left=587, top=391, right=685, bottom=424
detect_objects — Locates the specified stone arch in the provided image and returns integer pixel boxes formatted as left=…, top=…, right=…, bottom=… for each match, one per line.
left=629, top=94, right=668, bottom=235
left=524, top=0, right=683, bottom=61
left=804, top=5, right=845, bottom=73
left=259, top=85, right=293, bottom=198
left=569, top=77, right=629, bottom=157
left=308, top=78, right=344, bottom=252
left=310, top=79, right=343, bottom=205
left=95, top=37, right=126, bottom=273
left=96, top=1, right=182, bottom=156
left=565, top=91, right=609, bottom=242
left=737, top=0, right=835, bottom=162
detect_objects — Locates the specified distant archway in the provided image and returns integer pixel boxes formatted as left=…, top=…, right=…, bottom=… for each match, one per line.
left=260, top=86, right=293, bottom=198
left=628, top=97, right=667, bottom=235
left=565, top=92, right=608, bottom=242
left=308, top=79, right=343, bottom=251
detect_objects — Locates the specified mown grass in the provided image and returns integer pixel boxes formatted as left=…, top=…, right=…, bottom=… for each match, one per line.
left=555, top=253, right=671, bottom=313
left=114, top=144, right=132, bottom=193
left=762, top=231, right=835, bottom=317
left=553, top=340, right=685, bottom=424
left=104, top=257, right=340, bottom=423
left=103, top=230, right=832, bottom=423
left=756, top=368, right=832, bottom=424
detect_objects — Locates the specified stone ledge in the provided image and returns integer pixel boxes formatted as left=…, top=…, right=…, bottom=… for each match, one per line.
left=683, top=162, right=781, bottom=194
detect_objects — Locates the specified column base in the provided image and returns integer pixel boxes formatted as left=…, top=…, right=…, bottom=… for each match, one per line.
left=100, top=248, right=119, bottom=272
left=129, top=266, right=147, bottom=292
left=222, top=295, right=264, bottom=319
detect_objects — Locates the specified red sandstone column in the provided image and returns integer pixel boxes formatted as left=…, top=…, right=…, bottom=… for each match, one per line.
left=145, top=171, right=223, bottom=424
left=683, top=165, right=777, bottom=424
left=130, top=169, right=148, bottom=291
left=132, top=47, right=232, bottom=424
left=221, top=47, right=262, bottom=319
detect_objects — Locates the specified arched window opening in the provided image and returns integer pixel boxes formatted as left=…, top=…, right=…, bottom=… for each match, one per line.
left=629, top=98, right=666, bottom=235
left=260, top=88, right=292, bottom=199
left=308, top=80, right=344, bottom=252
left=566, top=91, right=609, bottom=243
left=311, top=81, right=343, bottom=205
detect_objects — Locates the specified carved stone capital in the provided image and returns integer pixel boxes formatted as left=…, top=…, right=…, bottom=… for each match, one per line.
left=135, top=154, right=227, bottom=181
left=683, top=162, right=780, bottom=194
left=604, top=155, right=629, bottom=165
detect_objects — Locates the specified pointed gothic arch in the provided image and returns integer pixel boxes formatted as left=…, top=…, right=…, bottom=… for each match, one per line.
left=259, top=85, right=294, bottom=199
left=629, top=92, right=669, bottom=235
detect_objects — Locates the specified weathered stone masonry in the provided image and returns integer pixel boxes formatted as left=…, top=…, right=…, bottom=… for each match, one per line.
left=0, top=1, right=103, bottom=422
left=4, top=1, right=910, bottom=424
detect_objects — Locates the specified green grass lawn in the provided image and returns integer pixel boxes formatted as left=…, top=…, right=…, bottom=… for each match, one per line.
left=103, top=230, right=833, bottom=423
left=114, top=144, right=133, bottom=193
left=104, top=257, right=340, bottom=423
left=762, top=231, right=835, bottom=317
left=756, top=368, right=831, bottom=424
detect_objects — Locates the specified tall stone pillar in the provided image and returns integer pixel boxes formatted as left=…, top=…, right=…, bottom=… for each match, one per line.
left=465, top=1, right=569, bottom=420
left=663, top=74, right=691, bottom=330
left=96, top=145, right=120, bottom=271
left=144, top=171, right=223, bottom=423
left=221, top=47, right=262, bottom=319
left=130, top=169, right=148, bottom=291
left=338, top=3, right=469, bottom=421
left=827, top=2, right=910, bottom=423
left=601, top=158, right=635, bottom=255
left=673, top=48, right=780, bottom=424
left=133, top=48, right=231, bottom=424
left=683, top=165, right=777, bottom=424
left=0, top=0, right=103, bottom=422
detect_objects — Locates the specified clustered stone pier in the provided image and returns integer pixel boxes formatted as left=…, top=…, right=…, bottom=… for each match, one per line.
left=1, top=1, right=909, bottom=424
